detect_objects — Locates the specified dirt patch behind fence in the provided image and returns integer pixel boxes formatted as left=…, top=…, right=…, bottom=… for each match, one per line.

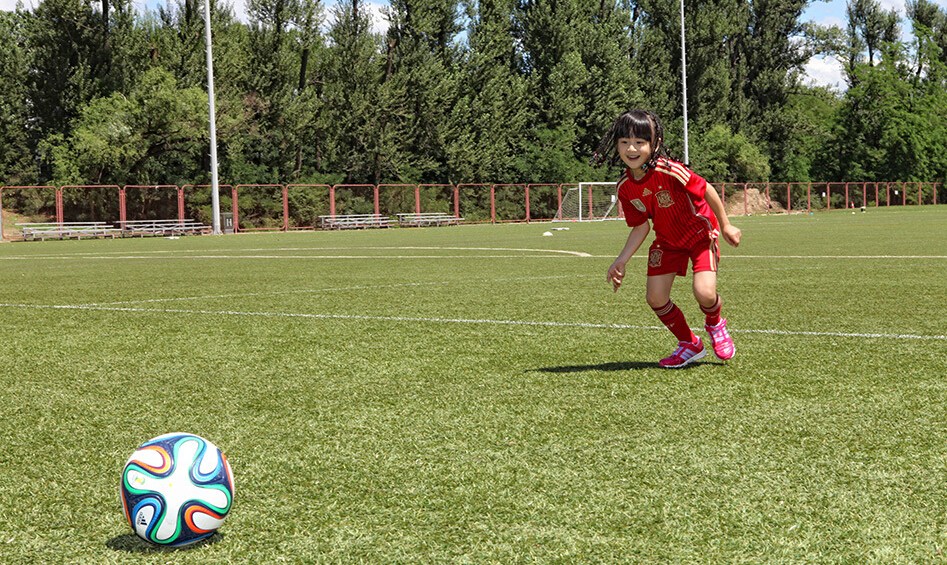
left=724, top=188, right=787, bottom=216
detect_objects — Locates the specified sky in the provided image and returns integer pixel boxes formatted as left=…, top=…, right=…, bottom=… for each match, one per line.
left=3, top=0, right=947, bottom=90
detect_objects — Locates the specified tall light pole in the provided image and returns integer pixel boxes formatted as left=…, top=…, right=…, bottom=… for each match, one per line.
left=679, top=0, right=690, bottom=165
left=203, top=0, right=222, bottom=234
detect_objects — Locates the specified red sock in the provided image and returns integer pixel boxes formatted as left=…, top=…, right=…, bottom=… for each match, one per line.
left=652, top=300, right=695, bottom=343
left=701, top=295, right=722, bottom=327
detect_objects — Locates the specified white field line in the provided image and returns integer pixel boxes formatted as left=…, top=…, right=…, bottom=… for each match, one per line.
left=2, top=251, right=945, bottom=261
left=0, top=254, right=589, bottom=260
left=0, top=246, right=592, bottom=260
left=78, top=274, right=581, bottom=307
left=0, top=302, right=944, bottom=341
left=585, top=255, right=947, bottom=259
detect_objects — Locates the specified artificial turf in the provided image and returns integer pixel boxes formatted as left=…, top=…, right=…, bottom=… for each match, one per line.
left=0, top=206, right=944, bottom=563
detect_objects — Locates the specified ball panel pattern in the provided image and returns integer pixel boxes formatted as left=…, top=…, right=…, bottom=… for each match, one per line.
left=120, top=433, right=234, bottom=546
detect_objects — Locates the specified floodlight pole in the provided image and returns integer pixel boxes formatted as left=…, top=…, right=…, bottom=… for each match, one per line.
left=204, top=0, right=222, bottom=234
left=680, top=0, right=690, bottom=165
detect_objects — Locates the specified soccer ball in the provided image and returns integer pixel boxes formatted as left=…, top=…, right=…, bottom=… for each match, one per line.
left=120, top=433, right=235, bottom=546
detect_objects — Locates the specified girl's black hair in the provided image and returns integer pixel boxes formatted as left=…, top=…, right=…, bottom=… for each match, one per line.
left=592, top=109, right=670, bottom=170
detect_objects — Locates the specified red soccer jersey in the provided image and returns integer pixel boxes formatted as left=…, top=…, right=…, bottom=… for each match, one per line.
left=617, top=158, right=719, bottom=249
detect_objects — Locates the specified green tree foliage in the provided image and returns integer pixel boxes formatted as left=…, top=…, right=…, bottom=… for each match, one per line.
left=1, top=0, right=946, bottom=200
left=0, top=11, right=36, bottom=185
left=691, top=123, right=771, bottom=182
left=41, top=67, right=208, bottom=185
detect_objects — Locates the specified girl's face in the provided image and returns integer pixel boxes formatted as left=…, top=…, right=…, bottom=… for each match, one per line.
left=617, top=136, right=653, bottom=173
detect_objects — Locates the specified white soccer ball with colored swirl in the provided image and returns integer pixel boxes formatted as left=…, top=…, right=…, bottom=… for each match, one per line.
left=120, top=433, right=235, bottom=546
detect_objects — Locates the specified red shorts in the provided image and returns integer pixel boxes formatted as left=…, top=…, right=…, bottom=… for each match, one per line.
left=646, top=237, right=719, bottom=276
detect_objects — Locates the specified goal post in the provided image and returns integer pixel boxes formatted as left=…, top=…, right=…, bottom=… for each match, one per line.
left=553, top=182, right=620, bottom=222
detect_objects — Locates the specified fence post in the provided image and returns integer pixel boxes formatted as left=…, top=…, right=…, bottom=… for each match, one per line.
left=524, top=185, right=531, bottom=222
left=329, top=185, right=336, bottom=217
left=490, top=185, right=496, bottom=223
left=119, top=187, right=127, bottom=225
left=56, top=188, right=64, bottom=224
left=231, top=186, right=239, bottom=233
left=282, top=185, right=289, bottom=231
left=453, top=185, right=460, bottom=218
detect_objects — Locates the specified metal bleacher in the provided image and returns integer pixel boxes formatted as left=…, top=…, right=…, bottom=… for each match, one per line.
left=317, top=214, right=392, bottom=230
left=17, top=222, right=121, bottom=241
left=396, top=213, right=464, bottom=227
left=115, top=219, right=211, bottom=237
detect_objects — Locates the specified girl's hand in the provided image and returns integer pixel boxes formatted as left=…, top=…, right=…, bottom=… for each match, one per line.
left=722, top=225, right=742, bottom=247
left=606, top=263, right=625, bottom=292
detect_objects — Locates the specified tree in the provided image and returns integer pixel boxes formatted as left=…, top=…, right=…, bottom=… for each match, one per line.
left=316, top=0, right=385, bottom=186
left=446, top=0, right=531, bottom=185
left=0, top=11, right=36, bottom=184
left=41, top=67, right=208, bottom=186
left=25, top=0, right=109, bottom=150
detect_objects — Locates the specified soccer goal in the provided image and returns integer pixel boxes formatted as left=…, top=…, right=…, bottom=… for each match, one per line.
left=553, top=182, right=620, bottom=221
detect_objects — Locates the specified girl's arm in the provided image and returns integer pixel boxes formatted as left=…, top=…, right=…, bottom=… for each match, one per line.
left=704, top=183, right=742, bottom=247
left=606, top=222, right=651, bottom=292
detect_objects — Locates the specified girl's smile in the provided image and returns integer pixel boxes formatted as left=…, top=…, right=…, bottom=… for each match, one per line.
left=618, top=136, right=654, bottom=176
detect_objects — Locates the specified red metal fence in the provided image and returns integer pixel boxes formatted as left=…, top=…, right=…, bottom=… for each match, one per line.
left=1, top=181, right=942, bottom=239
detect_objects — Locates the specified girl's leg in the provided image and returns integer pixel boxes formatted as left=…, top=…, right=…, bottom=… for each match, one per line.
left=647, top=274, right=695, bottom=343
left=693, top=270, right=735, bottom=359
left=693, top=271, right=721, bottom=325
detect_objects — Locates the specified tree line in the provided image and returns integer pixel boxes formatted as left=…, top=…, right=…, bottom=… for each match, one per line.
left=1, top=0, right=946, bottom=195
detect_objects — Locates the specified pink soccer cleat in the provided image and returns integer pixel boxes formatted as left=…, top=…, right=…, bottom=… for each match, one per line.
left=659, top=336, right=707, bottom=368
left=705, top=318, right=736, bottom=360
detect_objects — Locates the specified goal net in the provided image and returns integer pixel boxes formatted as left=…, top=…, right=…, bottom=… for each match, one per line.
left=553, top=182, right=620, bottom=221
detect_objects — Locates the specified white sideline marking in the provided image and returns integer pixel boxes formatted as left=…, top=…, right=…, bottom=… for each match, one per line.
left=0, top=246, right=592, bottom=260
left=0, top=254, right=586, bottom=260
left=584, top=255, right=947, bottom=260
left=0, top=302, right=944, bottom=341
left=3, top=252, right=944, bottom=261
left=79, top=274, right=580, bottom=307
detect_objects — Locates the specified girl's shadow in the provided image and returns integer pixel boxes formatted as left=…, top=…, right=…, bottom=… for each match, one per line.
left=532, top=360, right=723, bottom=373
left=532, top=361, right=657, bottom=373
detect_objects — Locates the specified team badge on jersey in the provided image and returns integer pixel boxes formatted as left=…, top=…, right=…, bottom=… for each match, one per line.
left=656, top=190, right=674, bottom=208
left=631, top=198, right=646, bottom=212
left=648, top=249, right=663, bottom=268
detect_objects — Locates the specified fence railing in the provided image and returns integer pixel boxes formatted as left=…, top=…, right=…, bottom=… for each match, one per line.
left=1, top=181, right=942, bottom=239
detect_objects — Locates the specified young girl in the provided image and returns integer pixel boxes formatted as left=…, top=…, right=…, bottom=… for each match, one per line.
left=597, top=109, right=742, bottom=368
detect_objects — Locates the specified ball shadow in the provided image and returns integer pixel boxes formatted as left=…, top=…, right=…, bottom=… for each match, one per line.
left=106, top=532, right=223, bottom=553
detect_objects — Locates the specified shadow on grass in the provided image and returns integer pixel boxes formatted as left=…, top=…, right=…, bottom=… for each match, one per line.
left=106, top=532, right=223, bottom=553
left=531, top=359, right=725, bottom=373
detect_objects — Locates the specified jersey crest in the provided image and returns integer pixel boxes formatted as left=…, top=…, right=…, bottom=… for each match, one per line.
left=656, top=190, right=674, bottom=208
left=648, top=249, right=663, bottom=268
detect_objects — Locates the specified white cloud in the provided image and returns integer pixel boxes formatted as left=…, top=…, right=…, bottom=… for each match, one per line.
left=324, top=1, right=389, bottom=35
left=364, top=1, right=389, bottom=35
left=803, top=55, right=846, bottom=90
left=3, top=0, right=390, bottom=34
left=0, top=0, right=32, bottom=10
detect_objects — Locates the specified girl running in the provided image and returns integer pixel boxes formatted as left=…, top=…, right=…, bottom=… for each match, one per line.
left=597, top=109, right=742, bottom=368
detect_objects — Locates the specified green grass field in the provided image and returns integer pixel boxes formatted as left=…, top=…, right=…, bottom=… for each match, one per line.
left=0, top=206, right=945, bottom=563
